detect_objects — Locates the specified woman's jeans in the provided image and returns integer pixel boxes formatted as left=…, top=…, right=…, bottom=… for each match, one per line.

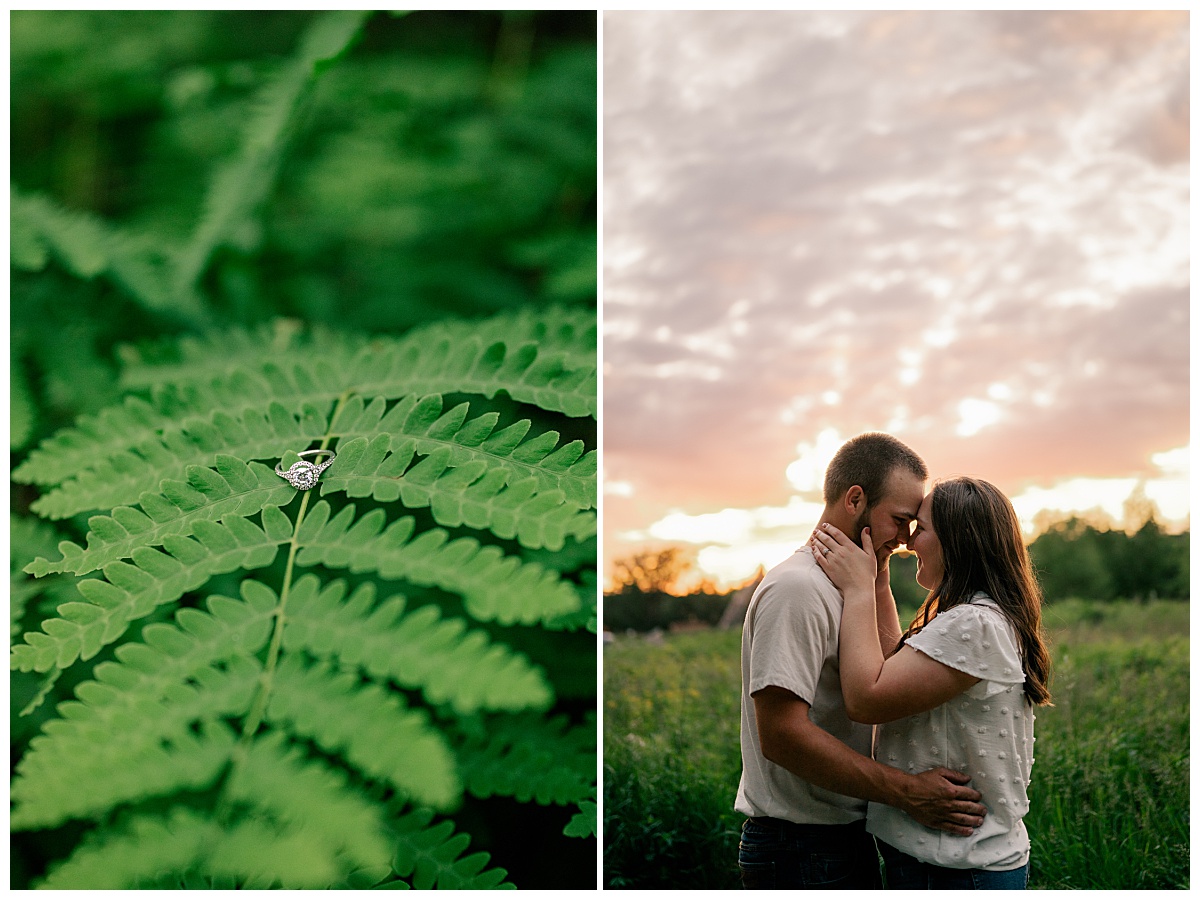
left=738, top=817, right=881, bottom=889
left=878, top=839, right=1029, bottom=890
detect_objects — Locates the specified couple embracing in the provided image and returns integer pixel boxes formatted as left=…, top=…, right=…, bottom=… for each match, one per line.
left=736, top=433, right=1052, bottom=890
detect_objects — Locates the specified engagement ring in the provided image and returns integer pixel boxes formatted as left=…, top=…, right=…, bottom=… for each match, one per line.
left=275, top=449, right=336, bottom=490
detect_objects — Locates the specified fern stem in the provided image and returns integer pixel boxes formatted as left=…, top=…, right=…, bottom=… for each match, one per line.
left=237, top=485, right=316, bottom=743
left=238, top=490, right=312, bottom=746
left=237, top=392, right=352, bottom=748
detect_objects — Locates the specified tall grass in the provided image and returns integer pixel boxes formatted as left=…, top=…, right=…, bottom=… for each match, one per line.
left=602, top=601, right=1189, bottom=889
left=1027, top=600, right=1189, bottom=888
left=603, top=630, right=744, bottom=888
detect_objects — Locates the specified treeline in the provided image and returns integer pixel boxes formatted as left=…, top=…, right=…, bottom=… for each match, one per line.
left=604, top=518, right=1189, bottom=634
left=1027, top=516, right=1189, bottom=603
left=603, top=589, right=731, bottom=634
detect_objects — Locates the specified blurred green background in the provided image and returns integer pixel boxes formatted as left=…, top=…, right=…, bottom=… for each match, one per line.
left=11, top=9, right=596, bottom=889
left=11, top=9, right=596, bottom=448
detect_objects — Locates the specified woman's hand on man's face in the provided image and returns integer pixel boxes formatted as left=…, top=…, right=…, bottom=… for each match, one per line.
left=811, top=523, right=877, bottom=596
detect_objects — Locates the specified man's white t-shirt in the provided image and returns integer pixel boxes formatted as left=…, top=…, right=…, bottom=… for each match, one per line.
left=734, top=546, right=874, bottom=824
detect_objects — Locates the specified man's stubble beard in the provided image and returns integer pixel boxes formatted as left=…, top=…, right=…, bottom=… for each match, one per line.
left=850, top=507, right=872, bottom=549
left=852, top=505, right=894, bottom=563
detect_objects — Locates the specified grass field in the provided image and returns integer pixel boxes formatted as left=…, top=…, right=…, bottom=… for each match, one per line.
left=602, top=599, right=1189, bottom=889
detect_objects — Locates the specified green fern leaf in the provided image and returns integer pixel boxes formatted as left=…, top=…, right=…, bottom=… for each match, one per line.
left=11, top=515, right=76, bottom=637
left=13, top=309, right=595, bottom=505
left=266, top=653, right=459, bottom=809
left=564, top=800, right=598, bottom=839
left=348, top=333, right=596, bottom=419
left=321, top=433, right=596, bottom=551
left=28, top=402, right=330, bottom=520
left=27, top=457, right=294, bottom=576
left=117, top=321, right=366, bottom=391
left=14, top=394, right=173, bottom=488
left=10, top=186, right=185, bottom=321
left=13, top=720, right=245, bottom=832
left=389, top=808, right=515, bottom=890
left=423, top=305, right=597, bottom=379
left=39, top=807, right=342, bottom=890
left=172, top=11, right=370, bottom=305
left=281, top=574, right=553, bottom=714
left=294, top=500, right=581, bottom=626
left=11, top=354, right=36, bottom=450
left=11, top=588, right=276, bottom=825
left=12, top=513, right=284, bottom=672
left=224, top=731, right=394, bottom=873
left=325, top=393, right=597, bottom=509
left=458, top=712, right=596, bottom=808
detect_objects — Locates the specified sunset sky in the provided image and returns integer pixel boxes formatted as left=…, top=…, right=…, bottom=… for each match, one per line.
left=602, top=11, right=1190, bottom=590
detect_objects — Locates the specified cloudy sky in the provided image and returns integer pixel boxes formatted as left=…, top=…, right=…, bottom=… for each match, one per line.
left=602, top=11, right=1190, bottom=589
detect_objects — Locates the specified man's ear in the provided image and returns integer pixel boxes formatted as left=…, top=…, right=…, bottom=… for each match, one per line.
left=845, top=485, right=866, bottom=514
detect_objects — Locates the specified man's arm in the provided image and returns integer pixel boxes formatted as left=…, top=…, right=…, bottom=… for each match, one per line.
left=753, top=685, right=985, bottom=836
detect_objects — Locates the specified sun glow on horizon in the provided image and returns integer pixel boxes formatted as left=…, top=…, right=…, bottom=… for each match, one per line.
left=614, top=444, right=1190, bottom=591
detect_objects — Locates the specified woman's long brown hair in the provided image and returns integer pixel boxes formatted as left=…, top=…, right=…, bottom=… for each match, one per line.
left=903, top=476, right=1053, bottom=706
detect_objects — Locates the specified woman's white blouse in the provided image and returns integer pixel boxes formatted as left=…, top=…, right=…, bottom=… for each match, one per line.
left=867, top=593, right=1036, bottom=871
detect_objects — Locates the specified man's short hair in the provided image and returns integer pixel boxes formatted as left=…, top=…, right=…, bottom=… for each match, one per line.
left=822, top=433, right=927, bottom=508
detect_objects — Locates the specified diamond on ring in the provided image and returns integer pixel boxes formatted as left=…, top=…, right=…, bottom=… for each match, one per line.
left=275, top=449, right=336, bottom=491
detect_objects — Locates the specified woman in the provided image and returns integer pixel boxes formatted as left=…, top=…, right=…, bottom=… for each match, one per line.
left=811, top=476, right=1052, bottom=890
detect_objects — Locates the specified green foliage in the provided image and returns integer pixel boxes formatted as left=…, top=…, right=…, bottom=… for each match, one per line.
left=603, top=630, right=744, bottom=888
left=603, top=611, right=1188, bottom=889
left=1026, top=630, right=1188, bottom=888
left=603, top=589, right=732, bottom=633
left=1029, top=517, right=1189, bottom=602
left=12, top=10, right=596, bottom=890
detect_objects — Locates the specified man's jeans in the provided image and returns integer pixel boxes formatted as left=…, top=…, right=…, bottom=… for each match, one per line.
left=738, top=817, right=882, bottom=889
left=878, top=840, right=1029, bottom=890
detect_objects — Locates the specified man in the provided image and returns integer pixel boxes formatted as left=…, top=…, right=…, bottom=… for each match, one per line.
left=735, top=432, right=986, bottom=889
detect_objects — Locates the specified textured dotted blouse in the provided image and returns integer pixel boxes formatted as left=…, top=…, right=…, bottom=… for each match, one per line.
left=867, top=593, right=1035, bottom=871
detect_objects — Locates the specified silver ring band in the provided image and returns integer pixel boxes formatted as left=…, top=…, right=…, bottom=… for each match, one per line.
left=275, top=449, right=336, bottom=490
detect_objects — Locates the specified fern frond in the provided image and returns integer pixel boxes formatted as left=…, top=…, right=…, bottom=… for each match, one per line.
left=13, top=366, right=332, bottom=492
left=345, top=332, right=596, bottom=419
left=21, top=388, right=595, bottom=530
left=540, top=573, right=599, bottom=634
left=38, top=806, right=342, bottom=890
left=13, top=719, right=245, bottom=831
left=11, top=515, right=77, bottom=636
left=11, top=354, right=36, bottom=450
left=281, top=574, right=553, bottom=714
left=389, top=808, right=515, bottom=890
left=16, top=491, right=579, bottom=672
left=414, top=305, right=596, bottom=379
left=172, top=11, right=370, bottom=304
left=294, top=500, right=582, bottom=626
left=117, top=321, right=366, bottom=391
left=564, top=800, right=598, bottom=839
left=458, top=712, right=596, bottom=808
left=266, top=654, right=460, bottom=809
left=24, top=391, right=599, bottom=525
left=224, top=731, right=394, bottom=874
left=14, top=394, right=174, bottom=488
left=10, top=186, right=187, bottom=321
left=15, top=305, right=594, bottom=503
left=325, top=434, right=596, bottom=551
left=27, top=402, right=329, bottom=520
left=27, top=457, right=295, bottom=576
left=12, top=585, right=276, bottom=826
left=327, top=392, right=597, bottom=509
left=12, top=511, right=287, bottom=672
